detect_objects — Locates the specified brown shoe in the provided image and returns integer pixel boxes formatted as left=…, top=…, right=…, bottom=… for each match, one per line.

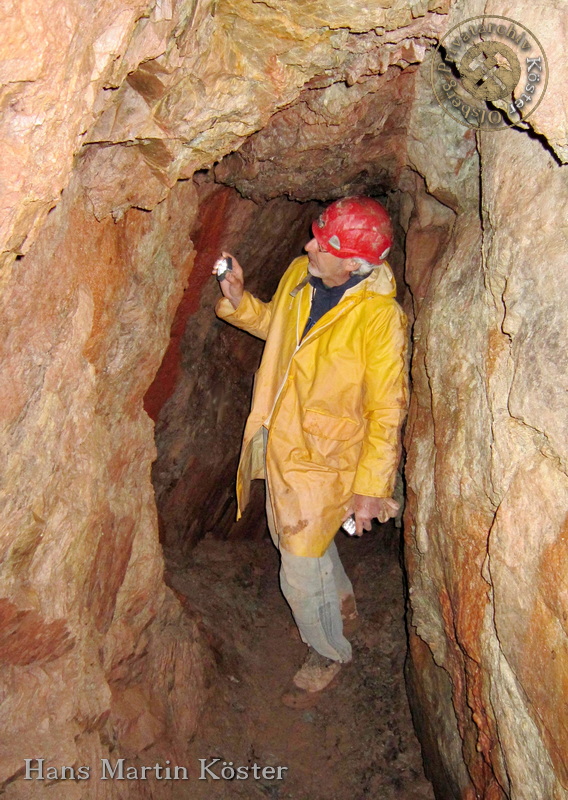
left=292, top=648, right=343, bottom=692
left=280, top=648, right=343, bottom=708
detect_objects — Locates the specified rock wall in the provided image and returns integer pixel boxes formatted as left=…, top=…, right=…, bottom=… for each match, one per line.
left=150, top=181, right=320, bottom=553
left=2, top=0, right=567, bottom=796
left=403, top=38, right=568, bottom=800
left=0, top=0, right=448, bottom=795
left=1, top=0, right=448, bottom=269
left=0, top=163, right=212, bottom=797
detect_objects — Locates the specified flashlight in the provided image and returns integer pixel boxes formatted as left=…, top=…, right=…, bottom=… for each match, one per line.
left=342, top=515, right=357, bottom=536
left=215, top=256, right=233, bottom=281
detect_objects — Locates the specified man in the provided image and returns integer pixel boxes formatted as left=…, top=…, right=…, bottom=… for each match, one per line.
left=214, top=196, right=407, bottom=704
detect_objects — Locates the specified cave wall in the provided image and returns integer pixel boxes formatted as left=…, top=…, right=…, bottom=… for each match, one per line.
left=150, top=181, right=320, bottom=553
left=0, top=164, right=212, bottom=797
left=2, top=0, right=567, bottom=796
left=403, top=20, right=568, bottom=800
left=1, top=0, right=449, bottom=270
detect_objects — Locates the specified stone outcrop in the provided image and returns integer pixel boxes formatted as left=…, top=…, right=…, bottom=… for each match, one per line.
left=403, top=45, right=568, bottom=800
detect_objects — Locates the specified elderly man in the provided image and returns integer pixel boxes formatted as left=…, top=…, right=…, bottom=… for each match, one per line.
left=214, top=196, right=407, bottom=704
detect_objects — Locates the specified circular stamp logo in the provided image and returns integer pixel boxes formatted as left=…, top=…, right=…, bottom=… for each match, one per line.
left=431, top=15, right=548, bottom=130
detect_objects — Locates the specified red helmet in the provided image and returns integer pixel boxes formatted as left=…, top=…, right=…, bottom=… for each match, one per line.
left=311, top=196, right=393, bottom=264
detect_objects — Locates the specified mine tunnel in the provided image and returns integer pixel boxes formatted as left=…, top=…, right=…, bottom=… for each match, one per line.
left=1, top=1, right=567, bottom=799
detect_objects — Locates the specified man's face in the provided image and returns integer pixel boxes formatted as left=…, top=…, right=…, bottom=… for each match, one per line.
left=304, top=237, right=355, bottom=287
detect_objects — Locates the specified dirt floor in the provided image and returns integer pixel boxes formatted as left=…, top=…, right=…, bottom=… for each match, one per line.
left=165, top=520, right=435, bottom=800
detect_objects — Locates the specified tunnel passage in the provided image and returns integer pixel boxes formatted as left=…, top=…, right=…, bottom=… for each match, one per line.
left=148, top=64, right=423, bottom=556
left=1, top=1, right=567, bottom=799
left=147, top=42, right=568, bottom=800
left=143, top=160, right=437, bottom=797
left=143, top=58, right=454, bottom=798
left=146, top=182, right=322, bottom=553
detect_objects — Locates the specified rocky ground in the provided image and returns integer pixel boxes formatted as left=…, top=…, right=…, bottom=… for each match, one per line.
left=165, top=518, right=435, bottom=800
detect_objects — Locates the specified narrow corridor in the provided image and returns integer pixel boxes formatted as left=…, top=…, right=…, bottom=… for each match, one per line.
left=165, top=521, right=434, bottom=799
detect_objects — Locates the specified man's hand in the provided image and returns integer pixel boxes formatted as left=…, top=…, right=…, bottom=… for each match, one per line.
left=344, top=494, right=400, bottom=536
left=213, top=251, right=245, bottom=310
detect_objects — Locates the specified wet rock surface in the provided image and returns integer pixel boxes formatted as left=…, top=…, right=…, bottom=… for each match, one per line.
left=166, top=522, right=434, bottom=800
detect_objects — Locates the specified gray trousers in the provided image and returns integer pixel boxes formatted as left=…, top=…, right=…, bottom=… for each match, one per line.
left=265, top=483, right=353, bottom=663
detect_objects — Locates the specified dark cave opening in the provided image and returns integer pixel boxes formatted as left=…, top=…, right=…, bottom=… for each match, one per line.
left=143, top=124, right=436, bottom=796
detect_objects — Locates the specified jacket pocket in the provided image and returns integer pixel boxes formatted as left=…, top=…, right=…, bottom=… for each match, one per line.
left=302, top=408, right=361, bottom=441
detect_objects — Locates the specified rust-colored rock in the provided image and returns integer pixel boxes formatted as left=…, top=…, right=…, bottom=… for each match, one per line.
left=1, top=2, right=451, bottom=793
left=215, top=67, right=417, bottom=203
left=0, top=0, right=150, bottom=266
left=0, top=601, right=74, bottom=666
left=2, top=0, right=567, bottom=797
left=403, top=41, right=568, bottom=800
left=0, top=168, right=208, bottom=795
left=1, top=0, right=447, bottom=266
left=151, top=179, right=320, bottom=552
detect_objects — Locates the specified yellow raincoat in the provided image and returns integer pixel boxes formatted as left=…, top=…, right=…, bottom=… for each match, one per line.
left=216, top=255, right=408, bottom=557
